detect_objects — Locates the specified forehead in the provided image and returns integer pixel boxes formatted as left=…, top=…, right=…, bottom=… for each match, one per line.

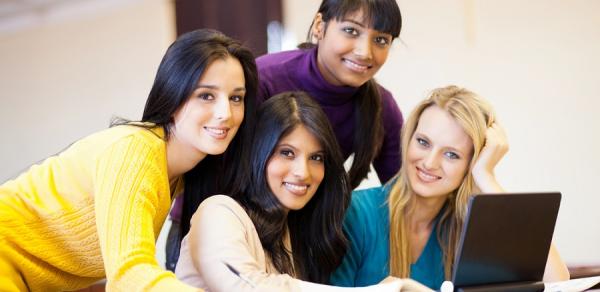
left=415, top=105, right=473, bottom=151
left=196, top=56, right=244, bottom=85
left=278, top=125, right=323, bottom=151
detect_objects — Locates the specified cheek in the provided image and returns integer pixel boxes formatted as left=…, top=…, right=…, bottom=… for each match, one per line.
left=266, top=158, right=286, bottom=189
left=448, top=162, right=470, bottom=186
left=375, top=48, right=390, bottom=63
left=233, top=106, right=245, bottom=126
left=312, top=164, right=325, bottom=186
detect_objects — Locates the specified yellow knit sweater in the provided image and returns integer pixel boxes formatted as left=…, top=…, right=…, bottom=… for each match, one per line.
left=0, top=125, right=200, bottom=291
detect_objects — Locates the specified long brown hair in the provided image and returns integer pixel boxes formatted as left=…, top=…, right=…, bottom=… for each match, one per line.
left=388, top=85, right=495, bottom=279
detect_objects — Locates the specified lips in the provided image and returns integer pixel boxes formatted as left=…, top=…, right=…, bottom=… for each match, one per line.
left=204, top=126, right=229, bottom=139
left=342, top=58, right=372, bottom=73
left=416, top=166, right=441, bottom=183
left=283, top=182, right=309, bottom=196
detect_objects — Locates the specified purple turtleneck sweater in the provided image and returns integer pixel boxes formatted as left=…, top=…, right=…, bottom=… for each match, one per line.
left=256, top=47, right=403, bottom=185
left=170, top=48, right=404, bottom=221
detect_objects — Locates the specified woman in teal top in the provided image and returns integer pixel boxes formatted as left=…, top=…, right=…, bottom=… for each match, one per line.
left=330, top=86, right=570, bottom=290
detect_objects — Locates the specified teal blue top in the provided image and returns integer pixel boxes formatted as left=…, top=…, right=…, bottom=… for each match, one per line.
left=330, top=185, right=445, bottom=290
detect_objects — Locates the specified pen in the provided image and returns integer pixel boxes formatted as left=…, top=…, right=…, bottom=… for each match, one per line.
left=223, top=261, right=257, bottom=288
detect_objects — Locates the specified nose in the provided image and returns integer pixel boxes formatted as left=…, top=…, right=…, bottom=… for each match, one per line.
left=214, top=96, right=232, bottom=121
left=353, top=35, right=373, bottom=60
left=292, top=158, right=310, bottom=180
left=423, top=151, right=441, bottom=170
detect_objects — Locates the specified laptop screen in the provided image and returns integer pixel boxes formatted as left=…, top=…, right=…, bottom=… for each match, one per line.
left=451, top=192, right=561, bottom=288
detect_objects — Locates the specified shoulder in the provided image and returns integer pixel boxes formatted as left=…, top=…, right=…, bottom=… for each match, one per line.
left=81, top=125, right=164, bottom=151
left=351, top=186, right=389, bottom=210
left=192, top=195, right=251, bottom=227
left=256, top=49, right=307, bottom=73
left=345, top=186, right=390, bottom=225
left=374, top=84, right=403, bottom=122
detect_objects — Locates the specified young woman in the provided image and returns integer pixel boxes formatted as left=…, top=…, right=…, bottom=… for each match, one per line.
left=330, top=86, right=570, bottom=289
left=167, top=0, right=405, bottom=269
left=256, top=0, right=403, bottom=188
left=0, top=29, right=257, bottom=291
left=175, top=92, right=431, bottom=292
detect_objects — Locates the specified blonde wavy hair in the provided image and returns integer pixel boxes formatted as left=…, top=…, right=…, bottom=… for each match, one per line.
left=388, top=85, right=495, bottom=279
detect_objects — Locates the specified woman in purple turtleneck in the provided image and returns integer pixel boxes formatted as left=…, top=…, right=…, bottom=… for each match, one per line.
left=256, top=0, right=403, bottom=189
left=167, top=0, right=404, bottom=271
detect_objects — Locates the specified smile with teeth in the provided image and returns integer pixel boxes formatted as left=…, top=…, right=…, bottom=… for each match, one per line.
left=204, top=126, right=229, bottom=139
left=283, top=182, right=309, bottom=195
left=416, top=167, right=441, bottom=183
left=343, top=58, right=371, bottom=72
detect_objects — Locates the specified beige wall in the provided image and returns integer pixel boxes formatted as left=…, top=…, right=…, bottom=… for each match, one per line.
left=0, top=0, right=175, bottom=181
left=284, top=0, right=600, bottom=265
left=1, top=0, right=598, bottom=270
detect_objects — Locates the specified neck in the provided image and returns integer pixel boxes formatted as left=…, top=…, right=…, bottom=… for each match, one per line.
left=408, top=195, right=448, bottom=232
left=166, top=134, right=207, bottom=182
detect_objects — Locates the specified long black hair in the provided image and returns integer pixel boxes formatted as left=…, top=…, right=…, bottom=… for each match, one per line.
left=232, top=91, right=351, bottom=283
left=301, top=0, right=402, bottom=188
left=114, top=29, right=258, bottom=239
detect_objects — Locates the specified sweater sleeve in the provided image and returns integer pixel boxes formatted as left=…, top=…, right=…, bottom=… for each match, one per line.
left=184, top=195, right=300, bottom=292
left=372, top=88, right=403, bottom=184
left=93, top=135, right=200, bottom=291
left=329, top=192, right=369, bottom=287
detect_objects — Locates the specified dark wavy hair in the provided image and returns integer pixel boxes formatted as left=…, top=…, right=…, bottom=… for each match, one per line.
left=232, top=91, right=351, bottom=283
left=300, top=0, right=402, bottom=188
left=113, top=28, right=258, bottom=238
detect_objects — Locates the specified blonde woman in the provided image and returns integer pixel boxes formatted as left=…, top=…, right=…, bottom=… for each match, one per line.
left=330, top=85, right=570, bottom=289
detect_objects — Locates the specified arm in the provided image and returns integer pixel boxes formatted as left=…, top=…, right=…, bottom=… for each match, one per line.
left=330, top=194, right=369, bottom=287
left=543, top=243, right=570, bottom=282
left=372, top=90, right=403, bottom=184
left=94, top=136, right=199, bottom=291
left=471, top=123, right=509, bottom=193
left=185, top=195, right=301, bottom=292
left=471, top=124, right=569, bottom=282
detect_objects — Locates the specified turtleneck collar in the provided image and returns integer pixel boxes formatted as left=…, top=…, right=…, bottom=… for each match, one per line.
left=294, top=46, right=360, bottom=106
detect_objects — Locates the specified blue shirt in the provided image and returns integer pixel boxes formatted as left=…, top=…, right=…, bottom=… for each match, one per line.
left=330, top=186, right=445, bottom=290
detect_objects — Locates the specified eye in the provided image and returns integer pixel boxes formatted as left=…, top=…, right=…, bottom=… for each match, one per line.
left=279, top=148, right=294, bottom=158
left=230, top=95, right=244, bottom=103
left=444, top=151, right=460, bottom=160
left=343, top=26, right=359, bottom=36
left=310, top=154, right=325, bottom=163
left=197, top=93, right=214, bottom=101
left=416, top=137, right=429, bottom=147
left=374, top=36, right=391, bottom=47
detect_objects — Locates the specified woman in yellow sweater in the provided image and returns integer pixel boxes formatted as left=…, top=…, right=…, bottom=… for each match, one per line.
left=0, top=29, right=257, bottom=291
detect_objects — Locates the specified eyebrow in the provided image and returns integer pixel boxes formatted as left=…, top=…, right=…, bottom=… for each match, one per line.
left=341, top=18, right=366, bottom=28
left=195, top=84, right=246, bottom=92
left=277, top=143, right=324, bottom=154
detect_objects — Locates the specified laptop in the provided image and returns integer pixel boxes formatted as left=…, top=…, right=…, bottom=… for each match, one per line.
left=451, top=192, right=562, bottom=292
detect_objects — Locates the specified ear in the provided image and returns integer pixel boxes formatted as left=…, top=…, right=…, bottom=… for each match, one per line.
left=311, top=13, right=325, bottom=42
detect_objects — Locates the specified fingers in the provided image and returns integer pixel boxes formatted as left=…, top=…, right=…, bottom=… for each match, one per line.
left=399, top=278, right=435, bottom=292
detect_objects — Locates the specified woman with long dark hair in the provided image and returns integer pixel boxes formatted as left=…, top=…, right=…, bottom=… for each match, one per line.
left=0, top=29, right=256, bottom=291
left=175, top=92, right=430, bottom=292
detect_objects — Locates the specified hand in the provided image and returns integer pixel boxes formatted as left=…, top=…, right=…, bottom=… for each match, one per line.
left=378, top=277, right=434, bottom=292
left=471, top=122, right=509, bottom=193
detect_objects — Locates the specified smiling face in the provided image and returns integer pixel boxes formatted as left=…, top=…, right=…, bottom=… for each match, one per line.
left=312, top=9, right=393, bottom=87
left=266, top=125, right=325, bottom=212
left=171, top=56, right=246, bottom=160
left=406, top=105, right=474, bottom=201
